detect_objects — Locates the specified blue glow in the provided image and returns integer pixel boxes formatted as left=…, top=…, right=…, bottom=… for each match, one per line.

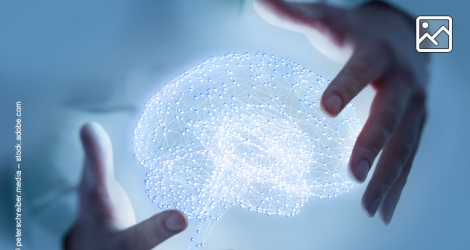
left=133, top=52, right=361, bottom=249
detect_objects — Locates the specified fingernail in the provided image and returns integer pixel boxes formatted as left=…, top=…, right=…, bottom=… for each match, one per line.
left=324, top=94, right=342, bottom=115
left=353, top=160, right=370, bottom=183
left=164, top=213, right=186, bottom=232
left=367, top=197, right=383, bottom=217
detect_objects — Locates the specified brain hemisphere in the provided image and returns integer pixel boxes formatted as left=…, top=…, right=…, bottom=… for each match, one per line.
left=133, top=52, right=361, bottom=248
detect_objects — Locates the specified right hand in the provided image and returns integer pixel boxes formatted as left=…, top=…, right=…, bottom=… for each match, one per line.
left=254, top=0, right=429, bottom=224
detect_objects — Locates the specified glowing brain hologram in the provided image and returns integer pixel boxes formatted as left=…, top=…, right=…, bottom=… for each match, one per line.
left=133, top=52, right=361, bottom=249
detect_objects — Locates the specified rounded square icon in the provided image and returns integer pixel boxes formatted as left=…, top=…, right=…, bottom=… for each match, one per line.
left=416, top=16, right=452, bottom=53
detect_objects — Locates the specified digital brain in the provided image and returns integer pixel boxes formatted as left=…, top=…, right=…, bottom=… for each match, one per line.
left=133, top=52, right=361, bottom=249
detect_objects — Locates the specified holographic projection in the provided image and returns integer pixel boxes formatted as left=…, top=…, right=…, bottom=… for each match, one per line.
left=133, top=52, right=361, bottom=249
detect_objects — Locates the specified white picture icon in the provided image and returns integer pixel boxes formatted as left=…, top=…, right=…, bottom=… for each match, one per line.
left=416, top=16, right=452, bottom=53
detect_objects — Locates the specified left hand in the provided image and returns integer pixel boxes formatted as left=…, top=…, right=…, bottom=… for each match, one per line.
left=63, top=122, right=188, bottom=250
left=255, top=0, right=429, bottom=224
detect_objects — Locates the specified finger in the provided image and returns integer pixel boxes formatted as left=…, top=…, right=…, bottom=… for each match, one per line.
left=80, top=122, right=114, bottom=184
left=254, top=0, right=346, bottom=34
left=118, top=210, right=188, bottom=250
left=361, top=95, right=426, bottom=218
left=79, top=122, right=115, bottom=220
left=321, top=45, right=390, bottom=117
left=348, top=75, right=414, bottom=184
left=378, top=110, right=426, bottom=224
left=375, top=143, right=417, bottom=224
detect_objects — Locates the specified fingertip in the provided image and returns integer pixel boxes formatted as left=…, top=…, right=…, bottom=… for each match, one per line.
left=321, top=93, right=342, bottom=117
left=80, top=122, right=105, bottom=146
left=378, top=203, right=394, bottom=225
left=163, top=210, right=188, bottom=233
left=121, top=209, right=188, bottom=250
left=347, top=161, right=365, bottom=184
left=380, top=212, right=392, bottom=226
left=80, top=122, right=112, bottom=151
left=361, top=196, right=382, bottom=218
left=80, top=121, right=101, bottom=134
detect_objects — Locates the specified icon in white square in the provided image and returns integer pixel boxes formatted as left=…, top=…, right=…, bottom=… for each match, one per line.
left=416, top=16, right=452, bottom=53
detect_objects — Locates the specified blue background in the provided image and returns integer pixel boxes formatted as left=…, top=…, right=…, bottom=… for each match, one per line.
left=0, top=0, right=469, bottom=249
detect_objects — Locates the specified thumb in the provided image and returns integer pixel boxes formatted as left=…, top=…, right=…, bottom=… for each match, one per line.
left=78, top=122, right=115, bottom=220
left=118, top=210, right=188, bottom=250
left=254, top=0, right=349, bottom=45
left=254, top=0, right=346, bottom=33
left=254, top=0, right=352, bottom=64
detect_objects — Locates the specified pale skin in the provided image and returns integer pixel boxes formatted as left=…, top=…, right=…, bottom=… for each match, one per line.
left=64, top=122, right=188, bottom=250
left=64, top=1, right=428, bottom=248
left=254, top=0, right=429, bottom=224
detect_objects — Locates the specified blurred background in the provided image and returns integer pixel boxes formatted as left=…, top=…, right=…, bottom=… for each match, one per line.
left=0, top=0, right=469, bottom=249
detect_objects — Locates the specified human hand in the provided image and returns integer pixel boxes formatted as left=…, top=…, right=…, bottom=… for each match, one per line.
left=64, top=122, right=188, bottom=250
left=254, top=0, right=428, bottom=224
